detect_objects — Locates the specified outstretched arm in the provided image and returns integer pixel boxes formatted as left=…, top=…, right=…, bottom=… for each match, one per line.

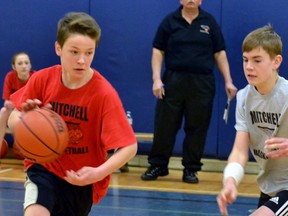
left=217, top=131, right=250, bottom=216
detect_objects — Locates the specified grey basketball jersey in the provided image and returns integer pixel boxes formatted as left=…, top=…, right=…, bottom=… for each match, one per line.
left=235, top=76, right=288, bottom=196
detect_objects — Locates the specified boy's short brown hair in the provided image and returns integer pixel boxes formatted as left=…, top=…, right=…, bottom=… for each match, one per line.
left=57, top=12, right=101, bottom=47
left=242, top=24, right=282, bottom=59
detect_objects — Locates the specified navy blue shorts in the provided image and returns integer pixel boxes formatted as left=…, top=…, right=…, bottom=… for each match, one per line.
left=258, top=191, right=288, bottom=215
left=24, top=164, right=93, bottom=216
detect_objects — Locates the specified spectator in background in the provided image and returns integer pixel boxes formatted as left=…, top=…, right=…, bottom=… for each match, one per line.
left=2, top=51, right=35, bottom=107
left=0, top=52, right=35, bottom=159
left=141, top=0, right=237, bottom=183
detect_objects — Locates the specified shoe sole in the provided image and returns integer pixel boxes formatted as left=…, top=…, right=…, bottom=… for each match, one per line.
left=182, top=179, right=199, bottom=184
left=141, top=172, right=169, bottom=181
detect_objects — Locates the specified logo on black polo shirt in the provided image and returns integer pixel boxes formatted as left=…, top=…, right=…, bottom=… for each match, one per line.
left=200, top=25, right=210, bottom=34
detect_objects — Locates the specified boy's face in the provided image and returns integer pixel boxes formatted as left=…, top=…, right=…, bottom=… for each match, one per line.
left=243, top=47, right=282, bottom=93
left=55, top=34, right=96, bottom=80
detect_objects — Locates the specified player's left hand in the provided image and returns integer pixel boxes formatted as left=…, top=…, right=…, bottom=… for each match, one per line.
left=265, top=137, right=288, bottom=159
left=64, top=166, right=104, bottom=186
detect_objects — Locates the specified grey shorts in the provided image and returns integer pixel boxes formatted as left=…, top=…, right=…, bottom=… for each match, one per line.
left=24, top=164, right=93, bottom=216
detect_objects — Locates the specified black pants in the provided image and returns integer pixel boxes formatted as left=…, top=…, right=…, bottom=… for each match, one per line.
left=26, top=164, right=93, bottom=216
left=148, top=70, right=215, bottom=172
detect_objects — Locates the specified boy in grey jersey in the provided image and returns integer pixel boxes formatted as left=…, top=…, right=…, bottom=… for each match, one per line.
left=217, top=25, right=288, bottom=216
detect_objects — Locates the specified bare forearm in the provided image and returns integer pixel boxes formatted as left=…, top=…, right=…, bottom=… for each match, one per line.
left=100, top=143, right=138, bottom=176
left=214, top=50, right=238, bottom=99
left=214, top=50, right=233, bottom=83
left=151, top=48, right=164, bottom=82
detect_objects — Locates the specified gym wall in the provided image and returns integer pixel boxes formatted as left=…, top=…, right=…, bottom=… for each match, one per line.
left=0, top=0, right=287, bottom=160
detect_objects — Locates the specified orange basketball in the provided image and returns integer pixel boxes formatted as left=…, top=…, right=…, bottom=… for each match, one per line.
left=12, top=141, right=24, bottom=160
left=13, top=108, right=69, bottom=163
left=0, top=139, right=9, bottom=159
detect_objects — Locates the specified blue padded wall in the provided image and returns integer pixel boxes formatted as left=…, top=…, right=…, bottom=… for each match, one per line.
left=0, top=0, right=90, bottom=72
left=1, top=1, right=287, bottom=159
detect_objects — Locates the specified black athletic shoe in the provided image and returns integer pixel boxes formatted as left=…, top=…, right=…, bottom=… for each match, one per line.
left=182, top=169, right=199, bottom=183
left=141, top=166, right=169, bottom=180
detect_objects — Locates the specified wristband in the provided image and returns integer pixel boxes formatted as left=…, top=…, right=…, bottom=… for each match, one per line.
left=223, top=162, right=244, bottom=185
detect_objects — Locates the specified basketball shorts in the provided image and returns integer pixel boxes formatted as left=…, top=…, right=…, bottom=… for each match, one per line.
left=258, top=190, right=288, bottom=215
left=24, top=164, right=93, bottom=216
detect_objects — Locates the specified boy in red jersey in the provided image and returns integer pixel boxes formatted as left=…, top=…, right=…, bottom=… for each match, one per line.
left=7, top=12, right=137, bottom=216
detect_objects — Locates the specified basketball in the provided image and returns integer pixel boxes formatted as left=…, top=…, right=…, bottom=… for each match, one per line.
left=0, top=139, right=9, bottom=159
left=13, top=108, right=69, bottom=163
left=12, top=141, right=24, bottom=160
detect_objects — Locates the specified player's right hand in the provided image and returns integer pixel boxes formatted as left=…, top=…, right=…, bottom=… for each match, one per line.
left=20, top=99, right=52, bottom=112
left=216, top=178, right=238, bottom=216
left=21, top=99, right=42, bottom=112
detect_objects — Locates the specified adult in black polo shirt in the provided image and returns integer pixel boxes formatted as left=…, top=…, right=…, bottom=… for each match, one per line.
left=141, top=0, right=237, bottom=183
